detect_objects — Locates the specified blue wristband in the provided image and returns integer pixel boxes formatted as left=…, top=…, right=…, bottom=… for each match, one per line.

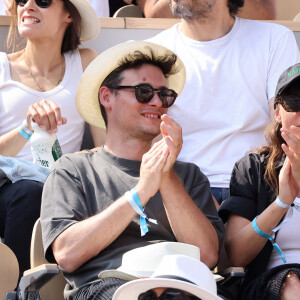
left=130, top=188, right=149, bottom=236
left=252, top=217, right=286, bottom=263
left=18, top=126, right=32, bottom=139
left=275, top=197, right=291, bottom=209
left=22, top=120, right=34, bottom=135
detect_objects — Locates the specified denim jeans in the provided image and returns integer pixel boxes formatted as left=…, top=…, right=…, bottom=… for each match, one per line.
left=211, top=187, right=230, bottom=205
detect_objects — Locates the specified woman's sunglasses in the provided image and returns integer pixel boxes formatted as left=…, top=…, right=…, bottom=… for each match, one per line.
left=274, top=95, right=300, bottom=112
left=16, top=0, right=52, bottom=8
left=111, top=84, right=178, bottom=108
left=138, top=288, right=201, bottom=300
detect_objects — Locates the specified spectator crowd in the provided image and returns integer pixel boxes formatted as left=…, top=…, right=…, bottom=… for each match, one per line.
left=1, top=0, right=300, bottom=299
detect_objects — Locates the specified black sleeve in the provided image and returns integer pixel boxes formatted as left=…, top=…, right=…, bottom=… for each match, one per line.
left=218, top=153, right=263, bottom=223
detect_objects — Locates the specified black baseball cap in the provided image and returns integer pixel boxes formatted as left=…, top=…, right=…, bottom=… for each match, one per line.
left=274, top=63, right=300, bottom=112
left=275, top=63, right=300, bottom=98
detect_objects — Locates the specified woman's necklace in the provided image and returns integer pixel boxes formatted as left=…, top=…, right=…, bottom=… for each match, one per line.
left=24, top=50, right=65, bottom=92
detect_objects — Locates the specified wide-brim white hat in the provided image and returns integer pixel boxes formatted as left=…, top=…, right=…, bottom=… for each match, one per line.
left=76, top=41, right=186, bottom=129
left=69, top=0, right=100, bottom=41
left=99, top=242, right=200, bottom=280
left=113, top=255, right=222, bottom=300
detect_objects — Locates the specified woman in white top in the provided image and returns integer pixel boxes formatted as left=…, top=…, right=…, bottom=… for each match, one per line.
left=219, top=63, right=300, bottom=300
left=0, top=0, right=104, bottom=160
left=0, top=0, right=103, bottom=280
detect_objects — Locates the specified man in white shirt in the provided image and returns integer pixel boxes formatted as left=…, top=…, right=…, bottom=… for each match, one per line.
left=130, top=0, right=276, bottom=19
left=148, top=0, right=300, bottom=204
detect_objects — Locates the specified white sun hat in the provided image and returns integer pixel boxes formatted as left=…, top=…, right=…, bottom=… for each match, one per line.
left=69, top=0, right=100, bottom=41
left=75, top=41, right=186, bottom=129
left=113, top=255, right=222, bottom=300
left=98, top=242, right=200, bottom=281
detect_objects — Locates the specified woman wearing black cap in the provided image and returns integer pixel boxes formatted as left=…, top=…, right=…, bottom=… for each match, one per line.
left=219, top=63, right=300, bottom=300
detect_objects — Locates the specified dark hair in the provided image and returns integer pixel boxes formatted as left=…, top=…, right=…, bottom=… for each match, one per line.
left=227, top=0, right=244, bottom=16
left=100, top=48, right=179, bottom=128
left=6, top=0, right=81, bottom=53
left=61, top=0, right=81, bottom=53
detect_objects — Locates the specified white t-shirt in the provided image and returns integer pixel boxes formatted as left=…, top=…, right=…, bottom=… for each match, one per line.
left=0, top=2, right=5, bottom=15
left=148, top=18, right=300, bottom=188
left=0, top=49, right=85, bottom=161
left=88, top=0, right=109, bottom=17
left=267, top=197, right=300, bottom=269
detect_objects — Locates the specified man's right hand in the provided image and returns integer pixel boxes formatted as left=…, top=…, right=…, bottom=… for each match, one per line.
left=135, top=139, right=169, bottom=204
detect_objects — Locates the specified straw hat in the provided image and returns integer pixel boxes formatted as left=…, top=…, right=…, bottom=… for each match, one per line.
left=112, top=255, right=222, bottom=300
left=75, top=41, right=186, bottom=129
left=98, top=242, right=200, bottom=281
left=69, top=0, right=100, bottom=41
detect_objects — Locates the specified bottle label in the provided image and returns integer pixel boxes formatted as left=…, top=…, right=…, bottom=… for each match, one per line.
left=30, top=121, right=62, bottom=169
left=32, top=138, right=62, bottom=169
left=52, top=139, right=63, bottom=161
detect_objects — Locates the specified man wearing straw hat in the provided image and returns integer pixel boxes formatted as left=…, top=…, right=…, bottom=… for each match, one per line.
left=40, top=41, right=224, bottom=299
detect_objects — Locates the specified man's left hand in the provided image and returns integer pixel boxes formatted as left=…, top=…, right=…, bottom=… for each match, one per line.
left=160, top=114, right=182, bottom=174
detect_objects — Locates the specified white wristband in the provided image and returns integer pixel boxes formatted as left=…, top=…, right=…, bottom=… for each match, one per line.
left=22, top=119, right=34, bottom=135
left=275, top=196, right=291, bottom=209
left=125, top=191, right=146, bottom=218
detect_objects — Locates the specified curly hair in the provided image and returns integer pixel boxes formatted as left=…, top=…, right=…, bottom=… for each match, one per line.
left=227, top=0, right=245, bottom=16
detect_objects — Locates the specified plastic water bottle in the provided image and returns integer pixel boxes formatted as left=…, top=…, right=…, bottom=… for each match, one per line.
left=30, top=121, right=62, bottom=169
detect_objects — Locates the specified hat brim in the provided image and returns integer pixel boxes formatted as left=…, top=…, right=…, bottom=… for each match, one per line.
left=75, top=41, right=186, bottom=129
left=98, top=270, right=138, bottom=281
left=69, top=0, right=100, bottom=41
left=112, top=278, right=222, bottom=300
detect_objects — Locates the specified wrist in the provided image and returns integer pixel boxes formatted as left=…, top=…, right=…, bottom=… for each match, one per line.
left=18, top=120, right=34, bottom=139
left=275, top=196, right=291, bottom=209
left=134, top=184, right=151, bottom=206
left=161, top=168, right=176, bottom=182
left=160, top=170, right=178, bottom=192
left=22, top=119, right=34, bottom=134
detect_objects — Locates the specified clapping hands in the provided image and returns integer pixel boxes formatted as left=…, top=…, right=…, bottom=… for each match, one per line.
left=136, top=115, right=182, bottom=200
left=279, top=125, right=300, bottom=202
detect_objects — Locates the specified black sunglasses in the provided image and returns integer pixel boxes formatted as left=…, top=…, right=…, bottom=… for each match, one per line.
left=274, top=95, right=300, bottom=112
left=16, top=0, right=52, bottom=8
left=138, top=288, right=201, bottom=300
left=111, top=84, right=178, bottom=108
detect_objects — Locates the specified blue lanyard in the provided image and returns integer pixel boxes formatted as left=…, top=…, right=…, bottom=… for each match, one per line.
left=252, top=217, right=286, bottom=263
left=126, top=188, right=157, bottom=236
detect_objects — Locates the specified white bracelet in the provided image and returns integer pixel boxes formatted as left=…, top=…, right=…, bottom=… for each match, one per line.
left=275, top=196, right=291, bottom=209
left=22, top=120, right=34, bottom=135
left=125, top=191, right=146, bottom=218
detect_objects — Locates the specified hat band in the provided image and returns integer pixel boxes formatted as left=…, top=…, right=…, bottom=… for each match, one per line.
left=154, top=275, right=196, bottom=285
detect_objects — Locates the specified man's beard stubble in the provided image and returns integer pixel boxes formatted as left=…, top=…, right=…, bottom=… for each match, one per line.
left=169, top=0, right=217, bottom=20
